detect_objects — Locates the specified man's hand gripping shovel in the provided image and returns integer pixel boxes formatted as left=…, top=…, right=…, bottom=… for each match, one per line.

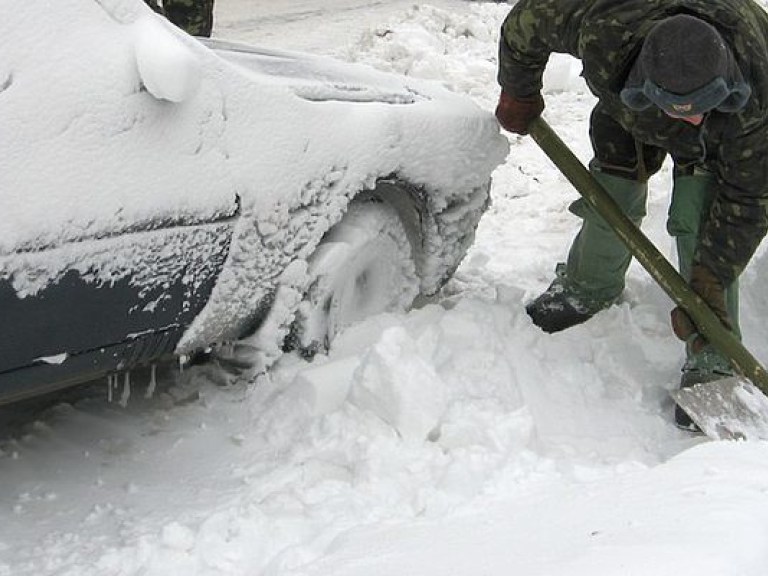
left=527, top=117, right=768, bottom=440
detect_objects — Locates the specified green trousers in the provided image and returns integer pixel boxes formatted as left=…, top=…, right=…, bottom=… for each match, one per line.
left=666, top=172, right=741, bottom=339
left=564, top=168, right=647, bottom=310
left=565, top=167, right=741, bottom=342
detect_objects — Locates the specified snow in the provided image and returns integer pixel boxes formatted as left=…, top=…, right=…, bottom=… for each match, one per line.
left=293, top=200, right=420, bottom=353
left=1, top=1, right=226, bottom=249
left=134, top=14, right=202, bottom=102
left=348, top=326, right=448, bottom=442
left=3, top=1, right=768, bottom=575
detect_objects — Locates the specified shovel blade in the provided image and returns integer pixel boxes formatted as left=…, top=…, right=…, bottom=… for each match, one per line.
left=671, top=376, right=768, bottom=441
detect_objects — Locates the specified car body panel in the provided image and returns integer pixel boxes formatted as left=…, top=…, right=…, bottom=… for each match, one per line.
left=0, top=219, right=235, bottom=400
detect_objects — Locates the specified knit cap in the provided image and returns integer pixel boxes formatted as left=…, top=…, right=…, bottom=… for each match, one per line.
left=620, top=14, right=751, bottom=115
left=639, top=14, right=728, bottom=95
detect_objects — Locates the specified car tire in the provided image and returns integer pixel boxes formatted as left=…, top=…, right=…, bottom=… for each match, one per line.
left=287, top=196, right=420, bottom=356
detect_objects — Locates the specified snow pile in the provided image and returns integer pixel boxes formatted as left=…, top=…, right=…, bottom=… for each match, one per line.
left=4, top=297, right=768, bottom=575
left=344, top=3, right=587, bottom=108
left=346, top=4, right=504, bottom=103
left=348, top=326, right=449, bottom=441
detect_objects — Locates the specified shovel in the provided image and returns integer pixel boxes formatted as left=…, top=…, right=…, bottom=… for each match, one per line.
left=527, top=116, right=768, bottom=440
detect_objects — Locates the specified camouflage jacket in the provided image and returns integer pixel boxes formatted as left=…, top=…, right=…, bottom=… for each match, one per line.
left=498, top=0, right=768, bottom=286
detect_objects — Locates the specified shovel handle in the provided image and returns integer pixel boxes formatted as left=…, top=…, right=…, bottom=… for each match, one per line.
left=527, top=116, right=768, bottom=394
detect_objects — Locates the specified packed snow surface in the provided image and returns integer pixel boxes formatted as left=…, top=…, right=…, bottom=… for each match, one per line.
left=3, top=1, right=768, bottom=575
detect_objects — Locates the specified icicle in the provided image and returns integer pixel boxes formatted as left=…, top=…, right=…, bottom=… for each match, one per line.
left=145, top=364, right=157, bottom=399
left=106, top=374, right=113, bottom=403
left=120, top=372, right=131, bottom=407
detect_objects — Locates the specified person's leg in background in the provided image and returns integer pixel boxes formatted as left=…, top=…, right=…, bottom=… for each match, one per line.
left=163, top=0, right=215, bottom=37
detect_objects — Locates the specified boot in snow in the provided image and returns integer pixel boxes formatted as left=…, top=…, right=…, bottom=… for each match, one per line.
left=525, top=263, right=615, bottom=333
left=527, top=168, right=647, bottom=334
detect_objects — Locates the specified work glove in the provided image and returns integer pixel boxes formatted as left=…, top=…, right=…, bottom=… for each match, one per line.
left=494, top=90, right=544, bottom=135
left=670, top=263, right=731, bottom=354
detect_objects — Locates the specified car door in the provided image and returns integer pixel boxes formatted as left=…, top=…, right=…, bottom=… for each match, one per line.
left=0, top=205, right=238, bottom=402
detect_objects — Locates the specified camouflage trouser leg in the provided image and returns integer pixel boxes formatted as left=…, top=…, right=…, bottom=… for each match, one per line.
left=144, top=0, right=164, bottom=14
left=163, top=0, right=215, bottom=37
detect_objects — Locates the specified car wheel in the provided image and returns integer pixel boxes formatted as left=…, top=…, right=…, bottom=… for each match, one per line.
left=287, top=196, right=420, bottom=356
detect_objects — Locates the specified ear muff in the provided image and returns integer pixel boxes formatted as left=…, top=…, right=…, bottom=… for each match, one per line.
left=620, top=86, right=653, bottom=111
left=716, top=81, right=751, bottom=112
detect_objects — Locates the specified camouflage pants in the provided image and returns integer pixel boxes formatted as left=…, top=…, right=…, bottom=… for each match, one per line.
left=144, top=0, right=214, bottom=38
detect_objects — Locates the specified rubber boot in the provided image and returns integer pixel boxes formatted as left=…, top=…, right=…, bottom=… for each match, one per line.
left=667, top=170, right=740, bottom=429
left=526, top=167, right=648, bottom=333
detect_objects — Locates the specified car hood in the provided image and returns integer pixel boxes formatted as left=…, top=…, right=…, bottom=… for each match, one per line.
left=202, top=39, right=424, bottom=105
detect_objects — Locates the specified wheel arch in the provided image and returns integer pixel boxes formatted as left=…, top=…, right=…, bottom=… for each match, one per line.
left=202, top=173, right=490, bottom=374
left=357, top=175, right=491, bottom=297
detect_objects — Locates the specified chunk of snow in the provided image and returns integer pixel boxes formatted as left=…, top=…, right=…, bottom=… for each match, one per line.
left=161, top=521, right=196, bottom=551
left=292, top=356, right=361, bottom=416
left=350, top=326, right=447, bottom=441
left=133, top=15, right=201, bottom=102
left=35, top=353, right=68, bottom=365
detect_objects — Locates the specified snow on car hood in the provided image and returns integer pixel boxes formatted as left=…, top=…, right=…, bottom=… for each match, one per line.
left=199, top=39, right=424, bottom=105
left=0, top=0, right=506, bottom=256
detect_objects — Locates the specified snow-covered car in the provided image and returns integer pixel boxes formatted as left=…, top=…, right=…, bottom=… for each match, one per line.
left=0, top=0, right=507, bottom=403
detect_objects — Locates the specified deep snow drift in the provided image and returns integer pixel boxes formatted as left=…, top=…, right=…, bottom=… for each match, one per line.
left=2, top=1, right=768, bottom=575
